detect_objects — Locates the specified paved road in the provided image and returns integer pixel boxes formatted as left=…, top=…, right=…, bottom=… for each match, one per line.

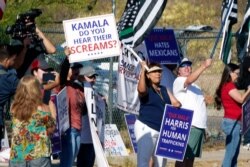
left=1, top=146, right=249, bottom=166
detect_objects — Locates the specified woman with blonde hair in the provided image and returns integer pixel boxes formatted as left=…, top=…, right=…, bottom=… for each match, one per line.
left=9, top=75, right=56, bottom=167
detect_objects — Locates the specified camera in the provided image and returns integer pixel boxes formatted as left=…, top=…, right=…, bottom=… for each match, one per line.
left=5, top=9, right=45, bottom=53
left=42, top=72, right=56, bottom=84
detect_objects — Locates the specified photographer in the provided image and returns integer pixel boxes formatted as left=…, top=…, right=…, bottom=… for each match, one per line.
left=0, top=44, right=20, bottom=150
left=16, top=27, right=56, bottom=78
left=6, top=9, right=56, bottom=78
left=31, top=58, right=60, bottom=104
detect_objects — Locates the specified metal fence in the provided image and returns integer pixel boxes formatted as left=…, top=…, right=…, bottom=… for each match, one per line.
left=42, top=28, right=228, bottom=149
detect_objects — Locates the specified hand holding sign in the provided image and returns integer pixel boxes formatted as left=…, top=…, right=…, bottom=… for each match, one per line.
left=63, top=14, right=120, bottom=63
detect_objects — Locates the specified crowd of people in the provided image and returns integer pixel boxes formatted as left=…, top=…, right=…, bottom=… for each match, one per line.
left=0, top=23, right=250, bottom=167
left=0, top=27, right=106, bottom=167
left=135, top=57, right=250, bottom=167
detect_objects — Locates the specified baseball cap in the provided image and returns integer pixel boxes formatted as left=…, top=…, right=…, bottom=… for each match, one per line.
left=79, top=66, right=98, bottom=77
left=31, top=59, right=52, bottom=71
left=70, top=63, right=83, bottom=69
left=147, top=66, right=163, bottom=73
left=178, top=57, right=192, bottom=68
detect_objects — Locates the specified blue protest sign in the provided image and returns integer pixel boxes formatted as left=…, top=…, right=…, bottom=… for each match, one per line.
left=124, top=114, right=137, bottom=153
left=242, top=98, right=250, bottom=135
left=155, top=105, right=193, bottom=161
left=50, top=94, right=62, bottom=154
left=144, top=28, right=181, bottom=64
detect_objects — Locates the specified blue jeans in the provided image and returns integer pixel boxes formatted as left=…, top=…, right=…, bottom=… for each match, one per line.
left=9, top=157, right=51, bottom=167
left=59, top=128, right=81, bottom=167
left=221, top=118, right=241, bottom=167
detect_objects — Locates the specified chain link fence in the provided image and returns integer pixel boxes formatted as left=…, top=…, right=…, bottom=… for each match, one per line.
left=42, top=27, right=228, bottom=150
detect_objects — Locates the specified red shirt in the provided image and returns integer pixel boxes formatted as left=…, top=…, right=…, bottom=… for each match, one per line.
left=221, top=82, right=242, bottom=120
left=66, top=81, right=85, bottom=130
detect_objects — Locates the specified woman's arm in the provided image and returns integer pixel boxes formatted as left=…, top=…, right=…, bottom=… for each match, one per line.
left=43, top=72, right=60, bottom=91
left=137, top=61, right=148, bottom=97
left=167, top=89, right=181, bottom=108
left=229, top=87, right=250, bottom=104
left=36, top=27, right=56, bottom=54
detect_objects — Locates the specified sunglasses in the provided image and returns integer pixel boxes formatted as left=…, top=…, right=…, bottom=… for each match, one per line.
left=179, top=63, right=192, bottom=68
left=88, top=75, right=97, bottom=79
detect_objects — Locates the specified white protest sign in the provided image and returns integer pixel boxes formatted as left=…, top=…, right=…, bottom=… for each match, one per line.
left=1, top=128, right=9, bottom=149
left=0, top=128, right=10, bottom=162
left=117, top=43, right=147, bottom=115
left=84, top=82, right=109, bottom=167
left=56, top=87, right=70, bottom=134
left=104, top=124, right=128, bottom=156
left=63, top=14, right=120, bottom=63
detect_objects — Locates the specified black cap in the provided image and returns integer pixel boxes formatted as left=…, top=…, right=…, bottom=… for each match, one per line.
left=70, top=63, right=83, bottom=69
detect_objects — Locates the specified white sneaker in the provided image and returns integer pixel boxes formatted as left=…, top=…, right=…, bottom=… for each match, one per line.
left=243, top=143, right=250, bottom=150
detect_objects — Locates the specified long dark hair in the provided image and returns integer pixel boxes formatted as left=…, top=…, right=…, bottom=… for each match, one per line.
left=214, top=63, right=239, bottom=110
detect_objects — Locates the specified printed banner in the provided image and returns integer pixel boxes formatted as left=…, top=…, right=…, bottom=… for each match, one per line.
left=117, top=28, right=180, bottom=115
left=155, top=105, right=193, bottom=161
left=117, top=43, right=148, bottom=115
left=63, top=14, right=120, bottom=63
left=104, top=124, right=128, bottom=156
left=84, top=82, right=109, bottom=167
left=1, top=128, right=9, bottom=149
left=50, top=94, right=62, bottom=154
left=144, top=28, right=181, bottom=64
left=242, top=98, right=250, bottom=135
left=56, top=87, right=70, bottom=134
left=96, top=93, right=106, bottom=143
left=124, top=114, right=137, bottom=153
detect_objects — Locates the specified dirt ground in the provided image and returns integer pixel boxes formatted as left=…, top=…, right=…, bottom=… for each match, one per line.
left=167, top=160, right=250, bottom=167
left=107, top=144, right=250, bottom=167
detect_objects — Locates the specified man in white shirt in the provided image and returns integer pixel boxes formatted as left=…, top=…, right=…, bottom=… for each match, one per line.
left=173, top=57, right=212, bottom=167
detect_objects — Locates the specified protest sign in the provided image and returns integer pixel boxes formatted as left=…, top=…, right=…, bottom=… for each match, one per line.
left=0, top=129, right=10, bottom=162
left=124, top=114, right=137, bottom=153
left=56, top=87, right=69, bottom=134
left=104, top=124, right=128, bottom=156
left=50, top=94, right=62, bottom=154
left=84, top=82, right=109, bottom=166
left=144, top=28, right=181, bottom=64
left=63, top=14, right=120, bottom=63
left=242, top=98, right=250, bottom=135
left=1, top=128, right=9, bottom=149
left=117, top=43, right=147, bottom=115
left=155, top=105, right=193, bottom=161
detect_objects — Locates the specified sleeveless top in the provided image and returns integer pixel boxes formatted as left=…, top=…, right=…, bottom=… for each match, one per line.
left=138, top=85, right=171, bottom=131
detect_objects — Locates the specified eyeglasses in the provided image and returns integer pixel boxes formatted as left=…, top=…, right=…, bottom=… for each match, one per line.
left=233, top=71, right=240, bottom=76
left=88, top=75, right=96, bottom=79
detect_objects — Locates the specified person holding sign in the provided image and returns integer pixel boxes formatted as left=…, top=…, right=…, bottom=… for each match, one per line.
left=135, top=61, right=181, bottom=167
left=59, top=62, right=85, bottom=167
left=214, top=63, right=250, bottom=167
left=77, top=66, right=100, bottom=167
left=173, top=57, right=212, bottom=167
left=9, top=75, right=56, bottom=167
